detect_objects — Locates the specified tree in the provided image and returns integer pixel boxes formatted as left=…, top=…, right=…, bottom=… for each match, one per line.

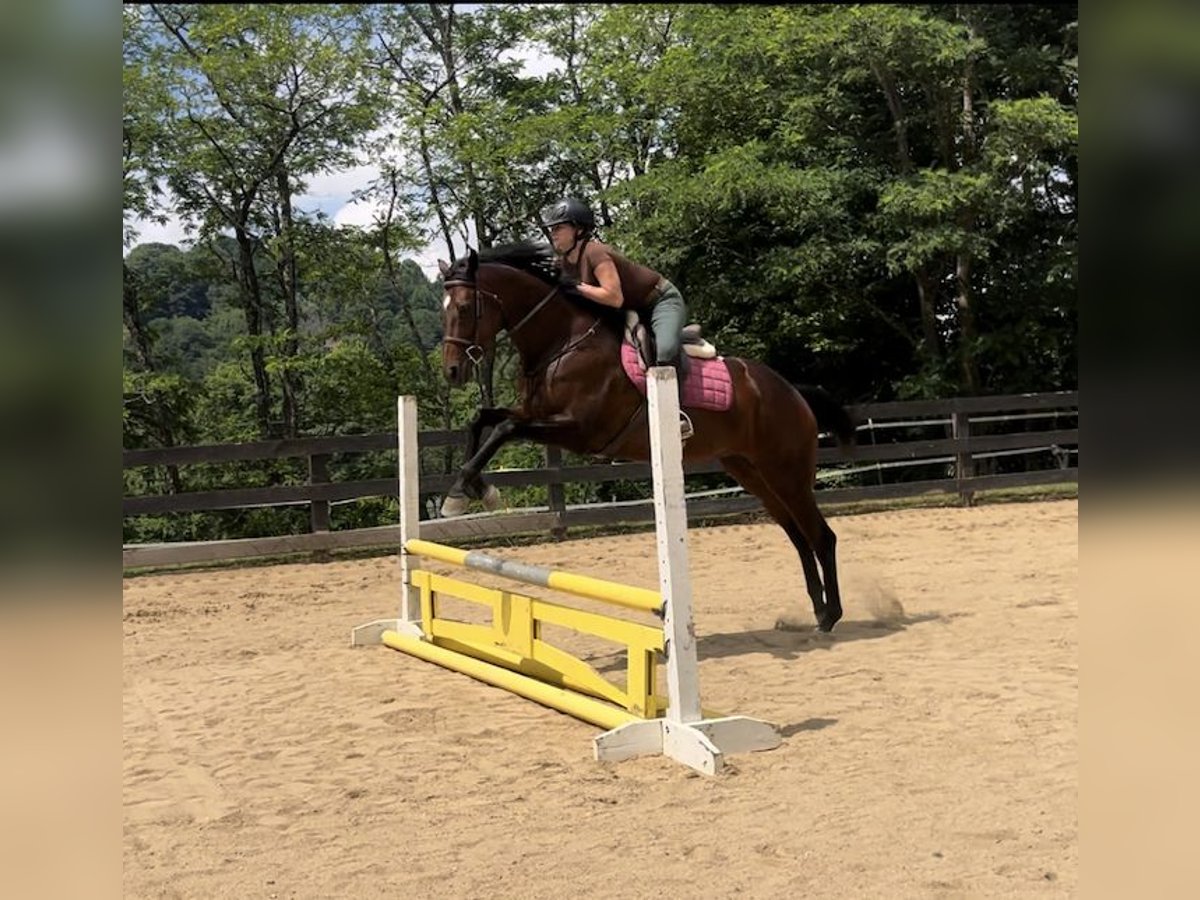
left=606, top=4, right=1076, bottom=399
left=123, top=5, right=1076, bottom=455
left=132, top=4, right=381, bottom=437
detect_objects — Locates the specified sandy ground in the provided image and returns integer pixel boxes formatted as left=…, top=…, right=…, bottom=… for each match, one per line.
left=123, top=499, right=1077, bottom=899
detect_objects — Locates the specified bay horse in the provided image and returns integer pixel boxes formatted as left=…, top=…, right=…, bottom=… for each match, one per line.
left=437, top=242, right=857, bottom=632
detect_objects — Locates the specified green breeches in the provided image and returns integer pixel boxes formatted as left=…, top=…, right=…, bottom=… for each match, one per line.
left=646, top=280, right=687, bottom=365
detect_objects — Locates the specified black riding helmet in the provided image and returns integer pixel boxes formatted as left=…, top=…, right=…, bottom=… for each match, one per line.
left=541, top=197, right=595, bottom=233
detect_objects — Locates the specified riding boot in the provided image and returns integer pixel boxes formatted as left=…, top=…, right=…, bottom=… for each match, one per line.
left=668, top=356, right=694, bottom=441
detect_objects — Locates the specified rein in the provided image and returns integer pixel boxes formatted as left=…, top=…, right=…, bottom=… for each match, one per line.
left=527, top=318, right=603, bottom=381
left=508, top=284, right=560, bottom=336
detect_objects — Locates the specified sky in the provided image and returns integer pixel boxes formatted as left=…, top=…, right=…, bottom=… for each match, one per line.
left=123, top=41, right=561, bottom=281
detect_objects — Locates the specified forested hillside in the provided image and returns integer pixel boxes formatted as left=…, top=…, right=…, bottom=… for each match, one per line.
left=123, top=4, right=1076, bottom=541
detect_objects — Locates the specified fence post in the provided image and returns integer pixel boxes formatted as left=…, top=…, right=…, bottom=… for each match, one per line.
left=951, top=410, right=975, bottom=507
left=308, top=452, right=332, bottom=560
left=545, top=445, right=568, bottom=541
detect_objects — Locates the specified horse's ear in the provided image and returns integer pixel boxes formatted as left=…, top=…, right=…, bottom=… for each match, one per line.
left=467, top=248, right=478, bottom=274
left=438, top=259, right=450, bottom=277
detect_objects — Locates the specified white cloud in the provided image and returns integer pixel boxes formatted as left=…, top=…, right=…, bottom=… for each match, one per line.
left=124, top=213, right=194, bottom=250
left=326, top=188, right=481, bottom=281
left=503, top=43, right=561, bottom=79
left=331, top=196, right=388, bottom=229
left=296, top=163, right=380, bottom=215
left=411, top=244, right=450, bottom=281
left=125, top=194, right=481, bottom=282
left=121, top=33, right=555, bottom=278
left=420, top=219, right=478, bottom=280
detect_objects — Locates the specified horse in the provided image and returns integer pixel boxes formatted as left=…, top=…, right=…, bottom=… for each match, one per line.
left=437, top=242, right=857, bottom=632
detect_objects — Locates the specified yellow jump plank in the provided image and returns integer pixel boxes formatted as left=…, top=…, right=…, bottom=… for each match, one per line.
left=429, top=627, right=631, bottom=712
left=530, top=597, right=663, bottom=654
left=528, top=640, right=629, bottom=709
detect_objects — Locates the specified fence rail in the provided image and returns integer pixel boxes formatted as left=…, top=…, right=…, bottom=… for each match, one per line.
left=123, top=391, right=1078, bottom=569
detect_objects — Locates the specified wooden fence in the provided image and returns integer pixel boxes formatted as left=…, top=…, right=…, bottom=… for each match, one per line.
left=122, top=391, right=1078, bottom=569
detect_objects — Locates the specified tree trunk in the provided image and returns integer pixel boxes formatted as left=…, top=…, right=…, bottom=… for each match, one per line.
left=440, top=11, right=494, bottom=420
left=234, top=227, right=274, bottom=438
left=430, top=4, right=489, bottom=252
left=915, top=270, right=942, bottom=361
left=418, top=118, right=457, bottom=261
left=275, top=168, right=301, bottom=437
left=954, top=8, right=982, bottom=394
left=377, top=171, right=447, bottom=408
left=123, top=263, right=183, bottom=493
left=872, top=61, right=913, bottom=173
left=122, top=262, right=157, bottom=372
left=872, top=58, right=942, bottom=366
left=954, top=250, right=980, bottom=393
left=380, top=172, right=434, bottom=359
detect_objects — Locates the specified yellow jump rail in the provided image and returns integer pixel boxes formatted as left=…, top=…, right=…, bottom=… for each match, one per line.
left=405, top=538, right=664, bottom=615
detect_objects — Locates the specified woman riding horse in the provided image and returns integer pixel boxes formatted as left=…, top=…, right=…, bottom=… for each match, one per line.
left=542, top=197, right=694, bottom=439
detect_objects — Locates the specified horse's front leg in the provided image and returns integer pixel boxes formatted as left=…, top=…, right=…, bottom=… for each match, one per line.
left=441, top=407, right=516, bottom=517
left=464, top=406, right=513, bottom=459
left=440, top=414, right=581, bottom=517
left=463, top=407, right=515, bottom=501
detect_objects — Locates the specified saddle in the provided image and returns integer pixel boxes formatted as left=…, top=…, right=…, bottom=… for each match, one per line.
left=623, top=311, right=718, bottom=371
left=619, top=311, right=735, bottom=414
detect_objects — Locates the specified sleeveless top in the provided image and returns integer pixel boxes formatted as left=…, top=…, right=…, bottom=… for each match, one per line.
left=561, top=239, right=664, bottom=311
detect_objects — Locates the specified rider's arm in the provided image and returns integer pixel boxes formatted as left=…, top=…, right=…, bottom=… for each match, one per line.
left=574, top=257, right=624, bottom=308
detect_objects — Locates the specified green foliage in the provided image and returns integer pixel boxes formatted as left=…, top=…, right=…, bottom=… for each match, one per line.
left=122, top=368, right=196, bottom=448
left=191, top=361, right=264, bottom=444
left=123, top=3, right=1077, bottom=543
left=302, top=339, right=396, bottom=435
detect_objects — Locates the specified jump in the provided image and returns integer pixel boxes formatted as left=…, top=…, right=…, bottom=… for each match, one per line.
left=437, top=242, right=857, bottom=632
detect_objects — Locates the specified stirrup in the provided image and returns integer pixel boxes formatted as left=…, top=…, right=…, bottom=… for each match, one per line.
left=679, top=411, right=694, bottom=441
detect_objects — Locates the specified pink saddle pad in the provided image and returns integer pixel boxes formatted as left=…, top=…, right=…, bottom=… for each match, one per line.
left=620, top=343, right=733, bottom=412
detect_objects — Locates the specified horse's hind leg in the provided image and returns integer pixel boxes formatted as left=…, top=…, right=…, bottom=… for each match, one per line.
left=793, top=493, right=842, bottom=630
left=719, top=455, right=832, bottom=630
left=759, top=455, right=842, bottom=632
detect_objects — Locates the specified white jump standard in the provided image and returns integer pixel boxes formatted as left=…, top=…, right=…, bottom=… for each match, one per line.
left=352, top=368, right=781, bottom=775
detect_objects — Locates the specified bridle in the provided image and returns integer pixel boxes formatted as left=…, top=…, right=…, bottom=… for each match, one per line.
left=441, top=271, right=562, bottom=367
left=442, top=259, right=623, bottom=448
left=441, top=280, right=498, bottom=368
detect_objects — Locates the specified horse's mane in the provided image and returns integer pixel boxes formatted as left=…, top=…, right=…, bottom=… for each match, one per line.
left=450, top=241, right=626, bottom=332
left=477, top=241, right=561, bottom=283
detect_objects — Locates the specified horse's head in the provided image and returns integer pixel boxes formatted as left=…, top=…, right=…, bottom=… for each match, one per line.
left=438, top=241, right=599, bottom=389
left=438, top=249, right=505, bottom=388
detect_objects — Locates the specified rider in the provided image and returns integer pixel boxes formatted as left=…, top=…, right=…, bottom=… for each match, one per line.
left=541, top=197, right=694, bottom=440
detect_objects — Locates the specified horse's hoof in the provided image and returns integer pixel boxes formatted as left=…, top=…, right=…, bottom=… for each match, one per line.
left=481, top=484, right=502, bottom=511
left=440, top=494, right=470, bottom=518
left=816, top=614, right=840, bottom=634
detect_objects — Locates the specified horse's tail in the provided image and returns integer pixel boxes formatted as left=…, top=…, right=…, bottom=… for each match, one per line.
left=795, top=384, right=858, bottom=453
